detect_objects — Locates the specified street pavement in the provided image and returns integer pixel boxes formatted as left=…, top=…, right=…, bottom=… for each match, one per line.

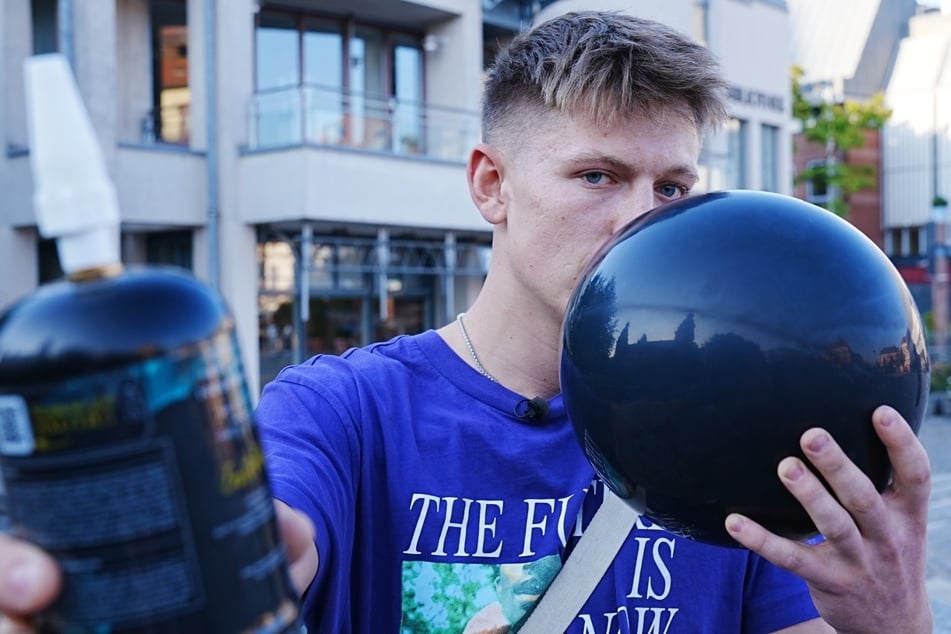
left=922, top=412, right=951, bottom=632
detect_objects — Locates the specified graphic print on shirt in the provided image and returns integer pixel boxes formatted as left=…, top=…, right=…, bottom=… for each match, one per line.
left=398, top=480, right=683, bottom=634
left=400, top=557, right=561, bottom=632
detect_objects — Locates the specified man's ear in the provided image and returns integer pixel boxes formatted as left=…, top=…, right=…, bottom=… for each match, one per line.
left=467, top=143, right=506, bottom=225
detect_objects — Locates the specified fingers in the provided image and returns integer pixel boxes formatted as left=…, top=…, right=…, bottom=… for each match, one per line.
left=871, top=405, right=931, bottom=510
left=0, top=616, right=38, bottom=634
left=274, top=500, right=318, bottom=596
left=725, top=513, right=810, bottom=574
left=795, top=428, right=884, bottom=544
left=792, top=407, right=931, bottom=542
left=725, top=434, right=870, bottom=577
left=728, top=406, right=929, bottom=575
left=0, top=534, right=60, bottom=623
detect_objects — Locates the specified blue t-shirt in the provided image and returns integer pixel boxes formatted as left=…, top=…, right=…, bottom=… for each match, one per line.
left=257, top=330, right=820, bottom=633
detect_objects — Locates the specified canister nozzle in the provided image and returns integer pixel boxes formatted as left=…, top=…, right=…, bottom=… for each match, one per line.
left=23, top=54, right=120, bottom=276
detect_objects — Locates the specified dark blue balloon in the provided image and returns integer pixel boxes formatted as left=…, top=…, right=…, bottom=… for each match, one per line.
left=560, top=190, right=930, bottom=547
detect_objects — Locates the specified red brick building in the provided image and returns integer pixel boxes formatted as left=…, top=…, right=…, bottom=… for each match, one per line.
left=792, top=128, right=884, bottom=248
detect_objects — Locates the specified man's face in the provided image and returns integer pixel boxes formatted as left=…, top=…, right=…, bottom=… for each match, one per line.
left=490, top=108, right=701, bottom=319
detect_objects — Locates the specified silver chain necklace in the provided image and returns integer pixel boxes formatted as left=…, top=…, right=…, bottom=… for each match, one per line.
left=456, top=312, right=498, bottom=382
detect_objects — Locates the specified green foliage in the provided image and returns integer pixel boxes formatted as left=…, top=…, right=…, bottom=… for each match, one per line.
left=931, top=361, right=951, bottom=393
left=791, top=66, right=893, bottom=217
left=400, top=562, right=496, bottom=633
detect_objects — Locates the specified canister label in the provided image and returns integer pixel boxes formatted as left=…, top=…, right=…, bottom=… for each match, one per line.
left=0, top=329, right=297, bottom=633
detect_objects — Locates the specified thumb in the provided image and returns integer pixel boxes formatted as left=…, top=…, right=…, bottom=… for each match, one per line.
left=0, top=534, right=60, bottom=621
left=274, top=500, right=318, bottom=596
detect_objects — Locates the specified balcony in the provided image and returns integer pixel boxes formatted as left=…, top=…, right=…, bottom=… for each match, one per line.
left=247, top=84, right=481, bottom=163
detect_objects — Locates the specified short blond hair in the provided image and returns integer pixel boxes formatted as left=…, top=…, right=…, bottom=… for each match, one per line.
left=482, top=11, right=729, bottom=141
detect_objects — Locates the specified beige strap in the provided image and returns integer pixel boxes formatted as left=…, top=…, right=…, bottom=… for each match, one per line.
left=518, top=490, right=639, bottom=634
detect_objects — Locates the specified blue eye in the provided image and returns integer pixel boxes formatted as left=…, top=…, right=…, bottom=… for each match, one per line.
left=658, top=183, right=689, bottom=199
left=582, top=172, right=609, bottom=185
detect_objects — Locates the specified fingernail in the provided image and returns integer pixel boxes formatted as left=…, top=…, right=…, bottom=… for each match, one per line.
left=879, top=407, right=896, bottom=427
left=807, top=433, right=828, bottom=453
left=782, top=459, right=805, bottom=481
left=725, top=514, right=745, bottom=534
left=6, top=558, right=40, bottom=603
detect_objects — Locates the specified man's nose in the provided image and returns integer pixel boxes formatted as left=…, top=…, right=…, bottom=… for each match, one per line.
left=611, top=185, right=656, bottom=235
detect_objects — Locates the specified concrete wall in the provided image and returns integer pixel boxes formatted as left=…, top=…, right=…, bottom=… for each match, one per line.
left=211, top=0, right=262, bottom=396
left=3, top=0, right=31, bottom=150
left=115, top=146, right=208, bottom=225
left=536, top=0, right=693, bottom=34
left=711, top=0, right=793, bottom=194
left=239, top=147, right=482, bottom=230
left=116, top=0, right=152, bottom=143
left=73, top=1, right=118, bottom=176
left=1, top=1, right=34, bottom=312
left=425, top=0, right=483, bottom=113
left=0, top=226, right=37, bottom=310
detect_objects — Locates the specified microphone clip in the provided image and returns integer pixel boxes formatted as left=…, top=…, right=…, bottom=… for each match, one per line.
left=514, top=396, right=550, bottom=420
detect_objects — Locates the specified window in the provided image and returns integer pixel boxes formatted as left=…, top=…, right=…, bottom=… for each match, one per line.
left=255, top=12, right=302, bottom=145
left=726, top=118, right=747, bottom=189
left=146, top=230, right=193, bottom=270
left=885, top=227, right=928, bottom=258
left=31, top=0, right=58, bottom=54
left=692, top=0, right=708, bottom=46
left=149, top=0, right=189, bottom=144
left=909, top=228, right=921, bottom=258
left=253, top=10, right=424, bottom=151
left=804, top=158, right=829, bottom=205
left=760, top=124, right=779, bottom=192
left=303, top=17, right=344, bottom=144
left=392, top=36, right=424, bottom=153
left=37, top=238, right=63, bottom=284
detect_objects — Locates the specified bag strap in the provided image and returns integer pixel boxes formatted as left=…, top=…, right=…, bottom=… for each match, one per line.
left=518, top=489, right=639, bottom=634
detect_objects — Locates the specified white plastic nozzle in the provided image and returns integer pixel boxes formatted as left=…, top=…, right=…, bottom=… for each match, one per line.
left=24, top=54, right=120, bottom=276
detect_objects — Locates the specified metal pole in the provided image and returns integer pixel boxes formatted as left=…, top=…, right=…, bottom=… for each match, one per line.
left=205, top=0, right=220, bottom=288
left=935, top=204, right=949, bottom=362
left=57, top=0, right=74, bottom=68
left=932, top=88, right=947, bottom=360
left=297, top=223, right=312, bottom=365
left=444, top=232, right=456, bottom=325
left=377, top=228, right=390, bottom=321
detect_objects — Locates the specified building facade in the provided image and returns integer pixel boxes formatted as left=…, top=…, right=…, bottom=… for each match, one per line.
left=1, top=0, right=795, bottom=396
left=883, top=6, right=951, bottom=314
left=787, top=0, right=951, bottom=338
left=788, top=0, right=919, bottom=250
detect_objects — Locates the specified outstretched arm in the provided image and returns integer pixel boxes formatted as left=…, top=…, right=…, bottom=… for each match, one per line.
left=0, top=500, right=318, bottom=634
left=727, top=405, right=933, bottom=634
left=275, top=499, right=319, bottom=594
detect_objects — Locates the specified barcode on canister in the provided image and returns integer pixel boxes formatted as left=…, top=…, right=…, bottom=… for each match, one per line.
left=0, top=396, right=34, bottom=456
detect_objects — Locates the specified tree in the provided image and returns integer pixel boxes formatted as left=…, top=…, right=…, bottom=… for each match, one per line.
left=791, top=65, right=892, bottom=217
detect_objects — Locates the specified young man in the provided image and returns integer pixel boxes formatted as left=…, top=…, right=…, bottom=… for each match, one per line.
left=0, top=10, right=933, bottom=634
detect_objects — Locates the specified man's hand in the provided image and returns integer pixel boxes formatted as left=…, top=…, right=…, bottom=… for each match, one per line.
left=0, top=533, right=60, bottom=633
left=726, top=405, right=933, bottom=633
left=0, top=500, right=318, bottom=633
left=274, top=500, right=319, bottom=595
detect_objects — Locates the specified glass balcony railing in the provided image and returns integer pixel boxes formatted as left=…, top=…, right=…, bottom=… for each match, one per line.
left=248, top=84, right=481, bottom=163
left=141, top=101, right=191, bottom=146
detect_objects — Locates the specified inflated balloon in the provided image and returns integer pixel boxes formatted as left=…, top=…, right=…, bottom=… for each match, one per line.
left=560, top=190, right=930, bottom=547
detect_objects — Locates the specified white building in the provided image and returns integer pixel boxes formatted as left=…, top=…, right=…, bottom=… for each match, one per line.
left=1, top=0, right=795, bottom=396
left=1, top=0, right=489, bottom=396
left=883, top=4, right=951, bottom=249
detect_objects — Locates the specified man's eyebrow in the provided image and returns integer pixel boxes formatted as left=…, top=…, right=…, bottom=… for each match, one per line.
left=665, top=165, right=700, bottom=183
left=569, top=153, right=699, bottom=182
